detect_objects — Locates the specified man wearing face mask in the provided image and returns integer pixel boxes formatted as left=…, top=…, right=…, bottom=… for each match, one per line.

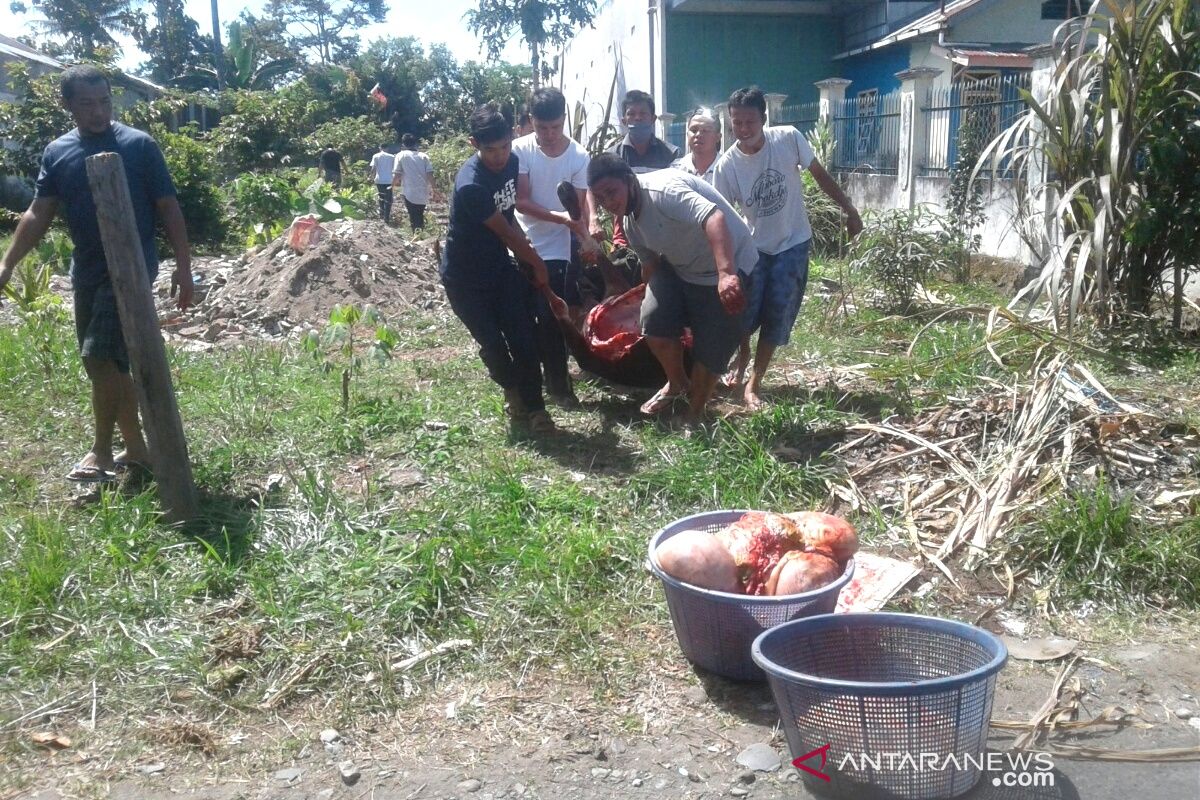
left=607, top=90, right=680, bottom=175
left=595, top=90, right=680, bottom=283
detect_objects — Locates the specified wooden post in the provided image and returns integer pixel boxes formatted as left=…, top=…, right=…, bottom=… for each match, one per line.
left=85, top=152, right=199, bottom=524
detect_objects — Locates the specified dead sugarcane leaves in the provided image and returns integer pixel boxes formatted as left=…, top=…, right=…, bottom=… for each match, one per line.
left=829, top=345, right=1200, bottom=585
left=30, top=731, right=72, bottom=750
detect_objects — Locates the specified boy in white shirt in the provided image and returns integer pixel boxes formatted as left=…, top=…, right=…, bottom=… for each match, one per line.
left=367, top=143, right=396, bottom=222
left=513, top=87, right=596, bottom=407
left=713, top=86, right=862, bottom=410
left=392, top=133, right=438, bottom=230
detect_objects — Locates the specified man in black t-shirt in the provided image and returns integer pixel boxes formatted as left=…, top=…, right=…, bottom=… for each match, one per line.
left=442, top=105, right=562, bottom=435
left=319, top=146, right=345, bottom=187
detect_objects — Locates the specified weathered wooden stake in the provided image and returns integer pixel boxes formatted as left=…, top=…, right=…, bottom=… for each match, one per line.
left=85, top=152, right=198, bottom=523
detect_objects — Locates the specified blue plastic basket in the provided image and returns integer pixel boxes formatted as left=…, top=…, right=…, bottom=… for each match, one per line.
left=648, top=510, right=855, bottom=681
left=752, top=613, right=1008, bottom=800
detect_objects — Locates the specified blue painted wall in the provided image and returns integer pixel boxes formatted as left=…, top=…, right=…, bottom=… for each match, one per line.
left=664, top=13, right=841, bottom=114
left=838, top=45, right=910, bottom=97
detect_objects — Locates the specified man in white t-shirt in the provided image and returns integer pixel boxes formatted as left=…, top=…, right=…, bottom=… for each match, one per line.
left=713, top=86, right=863, bottom=410
left=392, top=133, right=438, bottom=230
left=513, top=87, right=596, bottom=407
left=368, top=143, right=396, bottom=222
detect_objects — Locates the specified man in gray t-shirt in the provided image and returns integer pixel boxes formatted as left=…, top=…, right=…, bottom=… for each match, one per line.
left=587, top=154, right=756, bottom=422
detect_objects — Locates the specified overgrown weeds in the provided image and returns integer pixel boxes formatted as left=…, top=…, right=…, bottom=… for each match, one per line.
left=1014, top=480, right=1200, bottom=609
left=1, top=267, right=1197, bottom=740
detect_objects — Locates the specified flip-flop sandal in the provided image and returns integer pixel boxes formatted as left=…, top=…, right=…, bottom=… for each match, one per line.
left=114, top=458, right=152, bottom=474
left=719, top=371, right=743, bottom=389
left=66, top=463, right=117, bottom=483
left=640, top=387, right=687, bottom=415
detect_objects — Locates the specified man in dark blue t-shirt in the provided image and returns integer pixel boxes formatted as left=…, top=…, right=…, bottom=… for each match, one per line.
left=0, top=65, right=194, bottom=483
left=442, top=104, right=563, bottom=435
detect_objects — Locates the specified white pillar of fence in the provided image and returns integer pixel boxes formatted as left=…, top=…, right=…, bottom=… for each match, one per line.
left=715, top=102, right=732, bottom=152
left=658, top=112, right=676, bottom=145
left=814, top=78, right=851, bottom=122
left=1026, top=44, right=1058, bottom=267
left=765, top=92, right=788, bottom=126
left=895, top=67, right=942, bottom=210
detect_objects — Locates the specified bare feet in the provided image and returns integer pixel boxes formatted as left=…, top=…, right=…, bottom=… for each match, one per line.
left=743, top=386, right=767, bottom=411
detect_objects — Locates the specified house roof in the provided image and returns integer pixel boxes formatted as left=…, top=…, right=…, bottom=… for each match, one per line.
left=938, top=44, right=1034, bottom=69
left=0, top=33, right=63, bottom=70
left=834, top=0, right=995, bottom=59
left=0, top=34, right=166, bottom=97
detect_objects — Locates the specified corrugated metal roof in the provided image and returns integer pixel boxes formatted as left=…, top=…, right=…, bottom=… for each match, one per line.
left=0, top=33, right=64, bottom=69
left=945, top=46, right=1033, bottom=68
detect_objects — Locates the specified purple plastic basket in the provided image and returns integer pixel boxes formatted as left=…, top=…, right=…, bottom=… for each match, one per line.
left=752, top=613, right=1008, bottom=800
left=647, top=510, right=855, bottom=681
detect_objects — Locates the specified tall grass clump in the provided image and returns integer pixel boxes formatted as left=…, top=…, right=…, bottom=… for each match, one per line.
left=1014, top=480, right=1200, bottom=608
left=982, top=0, right=1200, bottom=330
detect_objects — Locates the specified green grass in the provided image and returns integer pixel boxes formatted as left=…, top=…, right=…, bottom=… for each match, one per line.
left=1013, top=480, right=1200, bottom=609
left=1, top=262, right=1197, bottom=754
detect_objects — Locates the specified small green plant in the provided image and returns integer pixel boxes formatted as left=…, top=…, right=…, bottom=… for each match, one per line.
left=301, top=304, right=399, bottom=412
left=847, top=205, right=956, bottom=311
left=804, top=120, right=846, bottom=259
left=2, top=261, right=72, bottom=380
left=33, top=230, right=73, bottom=275
left=944, top=105, right=989, bottom=283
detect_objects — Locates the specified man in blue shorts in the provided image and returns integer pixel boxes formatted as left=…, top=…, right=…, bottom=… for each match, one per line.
left=0, top=65, right=193, bottom=482
left=713, top=86, right=863, bottom=410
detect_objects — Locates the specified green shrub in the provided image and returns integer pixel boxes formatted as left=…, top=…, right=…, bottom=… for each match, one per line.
left=154, top=126, right=226, bottom=245
left=305, top=116, right=390, bottom=165
left=426, top=134, right=474, bottom=197
left=0, top=63, right=72, bottom=180
left=224, top=168, right=375, bottom=247
left=848, top=205, right=956, bottom=312
left=208, top=84, right=331, bottom=175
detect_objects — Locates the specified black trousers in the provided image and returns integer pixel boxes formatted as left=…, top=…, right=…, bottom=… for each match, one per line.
left=376, top=184, right=393, bottom=221
left=444, top=272, right=545, bottom=413
left=534, top=259, right=581, bottom=395
left=404, top=198, right=426, bottom=230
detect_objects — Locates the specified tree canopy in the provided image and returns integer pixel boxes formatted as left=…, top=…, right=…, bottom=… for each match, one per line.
left=10, top=0, right=144, bottom=60
left=467, top=0, right=596, bottom=87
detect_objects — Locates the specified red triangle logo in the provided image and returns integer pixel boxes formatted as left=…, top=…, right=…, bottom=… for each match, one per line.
left=792, top=743, right=832, bottom=781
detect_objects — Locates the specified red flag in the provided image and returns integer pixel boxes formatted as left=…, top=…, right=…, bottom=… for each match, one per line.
left=368, top=83, right=387, bottom=109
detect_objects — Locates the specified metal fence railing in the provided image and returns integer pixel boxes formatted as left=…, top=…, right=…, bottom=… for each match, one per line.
left=922, top=72, right=1030, bottom=177
left=775, top=100, right=820, bottom=136
left=829, top=91, right=902, bottom=174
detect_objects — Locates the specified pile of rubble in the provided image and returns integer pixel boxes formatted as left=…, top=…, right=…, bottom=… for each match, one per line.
left=159, top=219, right=444, bottom=342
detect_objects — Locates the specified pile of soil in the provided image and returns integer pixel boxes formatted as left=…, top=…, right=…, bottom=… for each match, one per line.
left=201, top=218, right=443, bottom=333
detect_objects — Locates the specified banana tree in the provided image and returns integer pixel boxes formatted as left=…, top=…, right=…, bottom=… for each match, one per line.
left=175, top=21, right=295, bottom=90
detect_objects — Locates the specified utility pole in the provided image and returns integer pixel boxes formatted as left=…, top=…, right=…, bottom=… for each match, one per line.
left=211, top=0, right=225, bottom=89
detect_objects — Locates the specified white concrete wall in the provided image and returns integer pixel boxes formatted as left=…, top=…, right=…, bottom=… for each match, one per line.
left=840, top=171, right=1027, bottom=262
left=557, top=0, right=661, bottom=144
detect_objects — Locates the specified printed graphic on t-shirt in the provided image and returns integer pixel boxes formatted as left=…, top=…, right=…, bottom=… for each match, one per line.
left=494, top=179, right=516, bottom=213
left=748, top=168, right=787, bottom=216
